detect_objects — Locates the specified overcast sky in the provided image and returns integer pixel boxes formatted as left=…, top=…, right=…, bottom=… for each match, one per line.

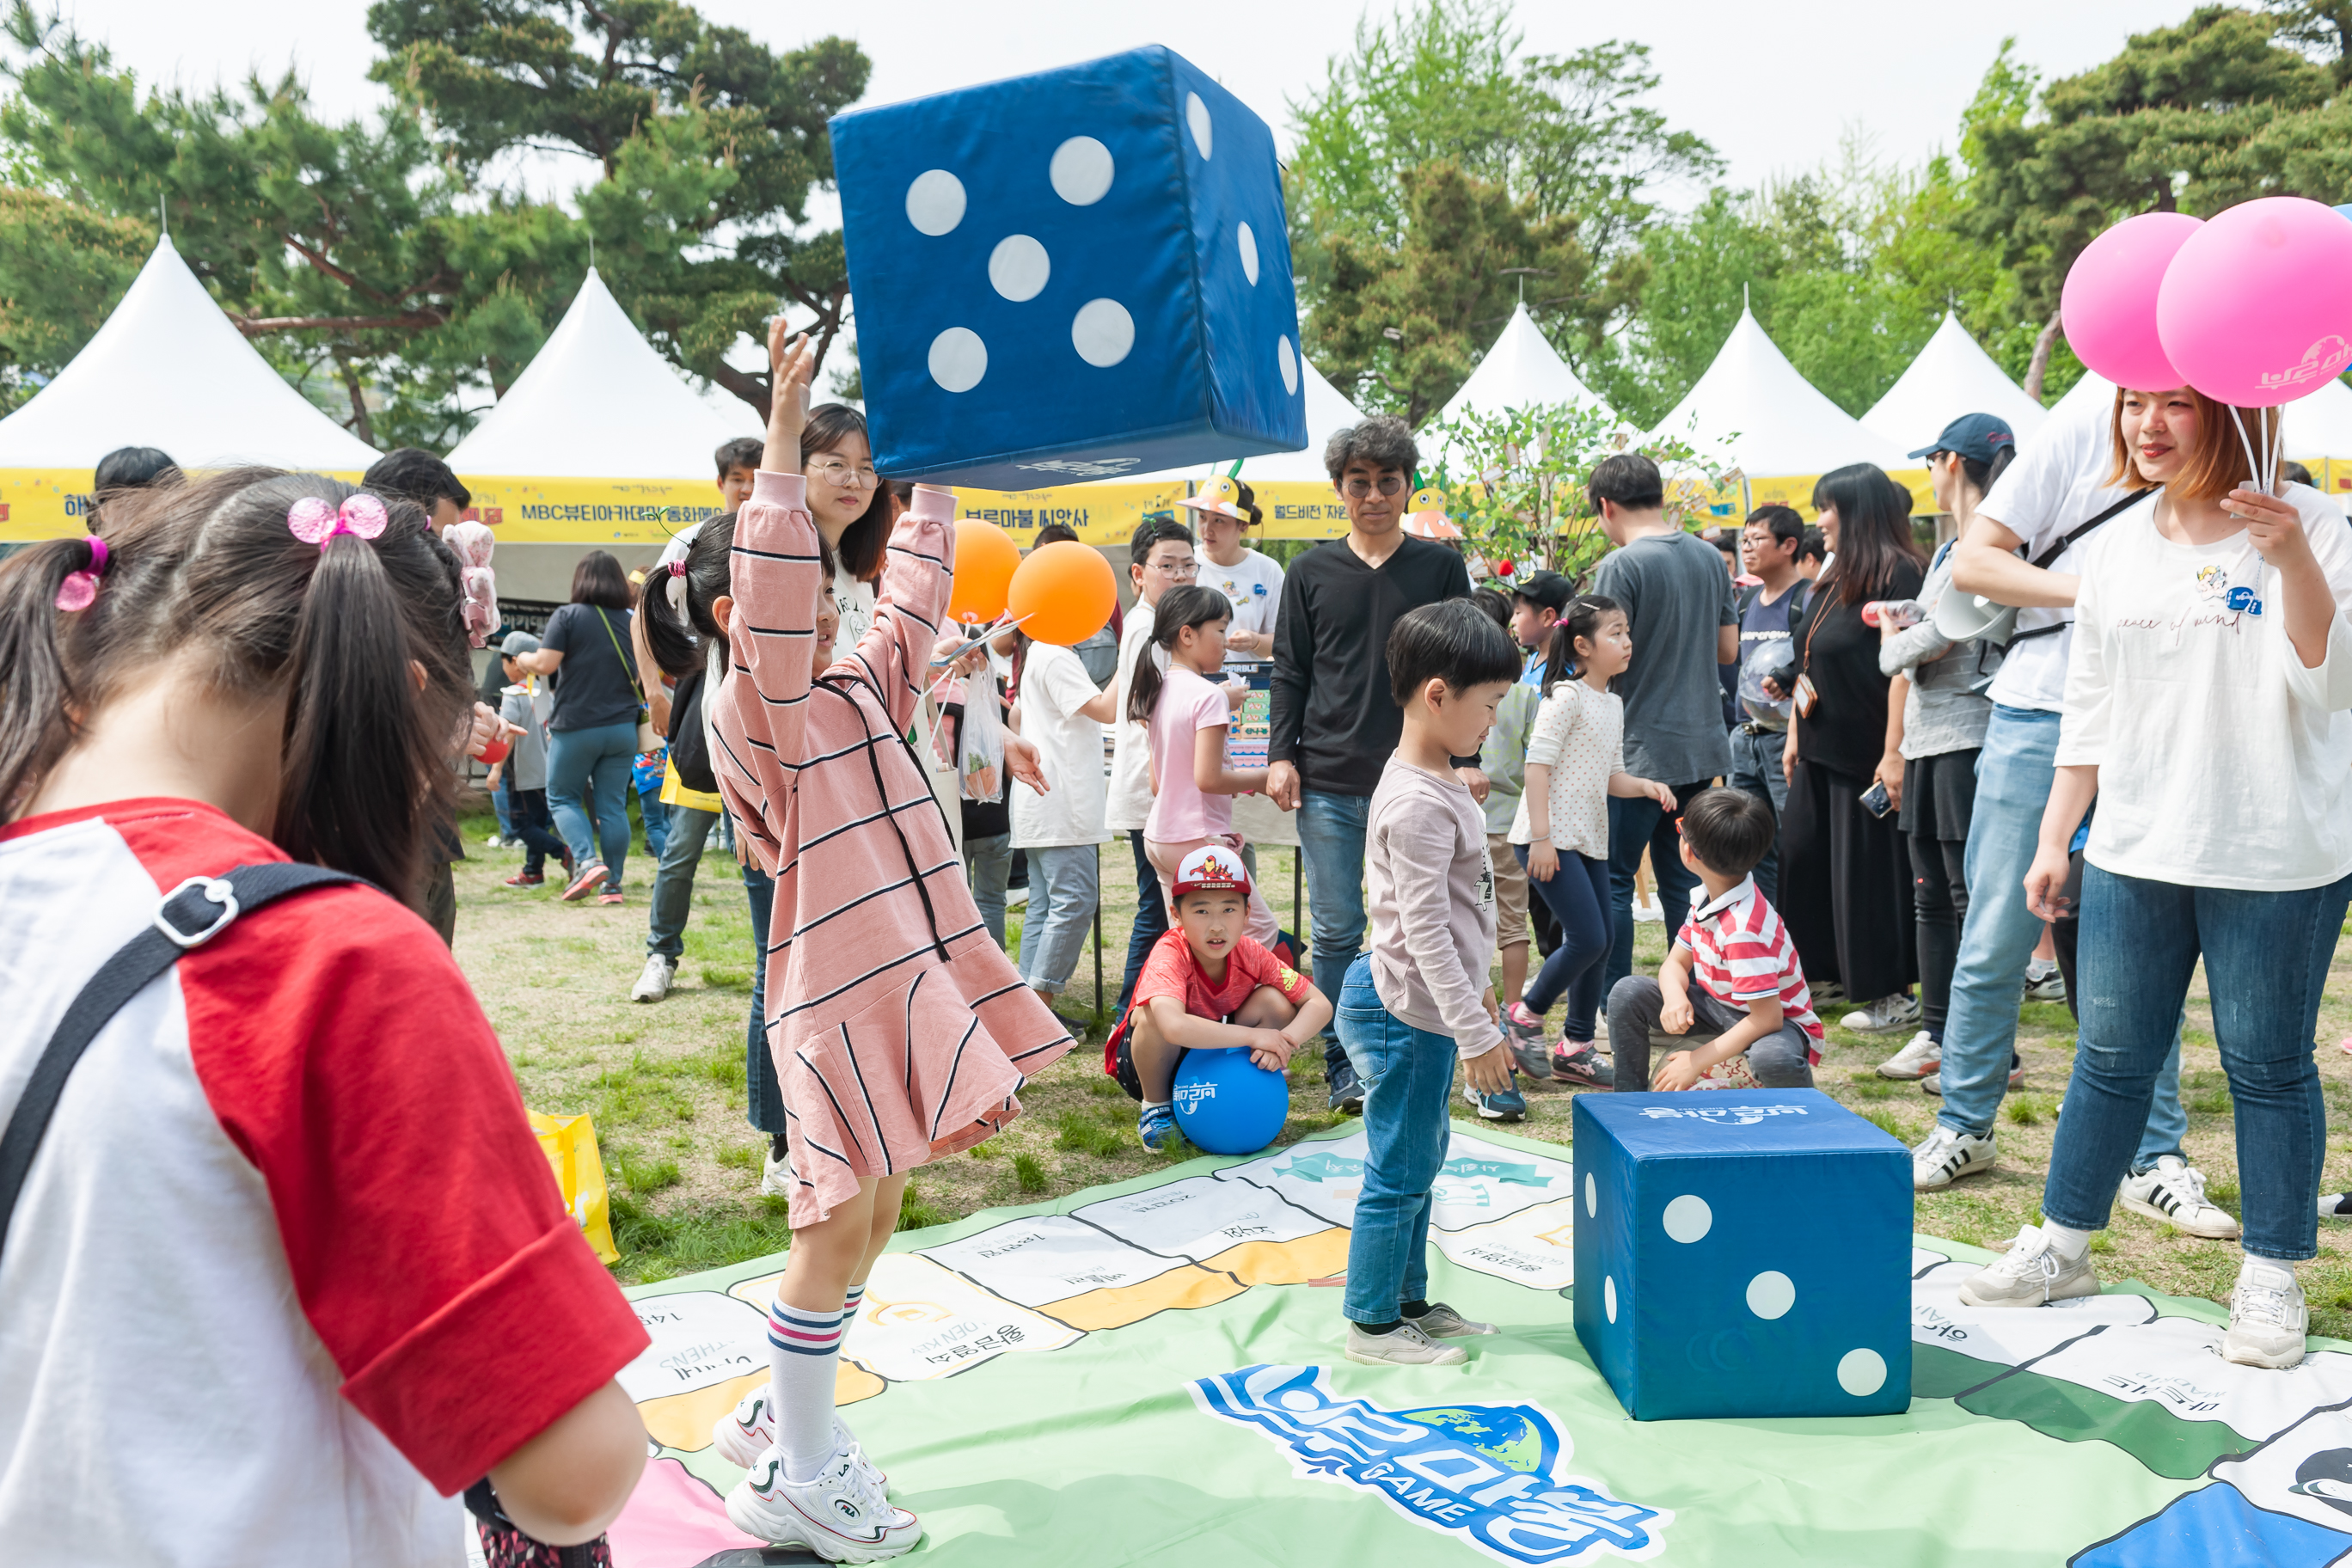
left=61, top=0, right=2196, bottom=197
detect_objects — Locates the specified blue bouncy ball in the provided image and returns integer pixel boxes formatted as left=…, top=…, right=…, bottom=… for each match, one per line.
left=1171, top=1047, right=1289, bottom=1155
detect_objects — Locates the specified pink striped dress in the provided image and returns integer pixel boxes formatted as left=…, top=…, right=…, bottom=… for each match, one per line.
left=714, top=472, right=1075, bottom=1226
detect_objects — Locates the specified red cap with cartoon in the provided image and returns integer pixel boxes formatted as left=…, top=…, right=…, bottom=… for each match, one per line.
left=1172, top=844, right=1251, bottom=901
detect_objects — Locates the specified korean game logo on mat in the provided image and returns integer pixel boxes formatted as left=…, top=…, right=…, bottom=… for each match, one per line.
left=1191, top=1364, right=1671, bottom=1563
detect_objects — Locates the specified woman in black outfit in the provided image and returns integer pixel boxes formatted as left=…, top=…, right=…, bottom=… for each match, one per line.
left=1779, top=464, right=1927, bottom=1027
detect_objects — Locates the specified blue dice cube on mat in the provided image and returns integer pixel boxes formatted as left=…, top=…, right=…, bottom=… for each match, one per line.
left=1571, top=1090, right=1912, bottom=1421
left=829, top=45, right=1308, bottom=488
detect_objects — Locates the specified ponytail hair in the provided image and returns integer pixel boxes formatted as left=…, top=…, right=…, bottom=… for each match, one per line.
left=0, top=469, right=469, bottom=907
left=643, top=513, right=837, bottom=682
left=1127, top=584, right=1230, bottom=725
left=1540, top=593, right=1623, bottom=696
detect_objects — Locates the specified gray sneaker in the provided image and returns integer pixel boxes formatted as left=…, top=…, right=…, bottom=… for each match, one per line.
left=1345, top=1318, right=1469, bottom=1367
left=1957, top=1226, right=2102, bottom=1308
left=1408, top=1302, right=1498, bottom=1338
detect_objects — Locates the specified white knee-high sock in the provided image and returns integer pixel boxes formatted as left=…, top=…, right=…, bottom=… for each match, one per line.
left=768, top=1296, right=846, bottom=1483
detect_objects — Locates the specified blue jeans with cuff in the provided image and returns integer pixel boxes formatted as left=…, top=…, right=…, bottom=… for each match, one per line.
left=1298, top=789, right=1374, bottom=1082
left=1017, top=843, right=1099, bottom=995
left=1337, top=953, right=1460, bottom=1326
left=2041, top=864, right=2352, bottom=1261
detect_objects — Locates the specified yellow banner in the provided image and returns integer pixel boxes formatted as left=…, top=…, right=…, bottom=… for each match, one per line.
left=454, top=476, right=726, bottom=545
left=1679, top=468, right=1937, bottom=525
left=961, top=479, right=1350, bottom=544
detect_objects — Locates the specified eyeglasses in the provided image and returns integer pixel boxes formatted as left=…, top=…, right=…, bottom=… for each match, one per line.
left=1342, top=475, right=1407, bottom=498
left=1148, top=557, right=1198, bottom=578
left=809, top=456, right=879, bottom=488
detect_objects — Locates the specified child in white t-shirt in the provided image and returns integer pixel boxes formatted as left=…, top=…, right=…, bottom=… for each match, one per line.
left=1010, top=629, right=1118, bottom=1007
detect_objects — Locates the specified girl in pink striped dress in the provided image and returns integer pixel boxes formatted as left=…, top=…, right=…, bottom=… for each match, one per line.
left=707, top=326, right=1073, bottom=1559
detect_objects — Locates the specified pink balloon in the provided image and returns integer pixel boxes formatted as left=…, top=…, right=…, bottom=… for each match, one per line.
left=2157, top=196, right=2352, bottom=407
left=2061, top=212, right=2203, bottom=391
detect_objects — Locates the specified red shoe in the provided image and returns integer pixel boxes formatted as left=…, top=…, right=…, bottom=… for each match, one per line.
left=560, top=861, right=609, bottom=901
left=596, top=890, right=626, bottom=906
left=501, top=872, right=545, bottom=888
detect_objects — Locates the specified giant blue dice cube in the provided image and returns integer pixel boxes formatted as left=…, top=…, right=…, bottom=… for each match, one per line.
left=829, top=46, right=1308, bottom=488
left=1571, top=1090, right=1911, bottom=1421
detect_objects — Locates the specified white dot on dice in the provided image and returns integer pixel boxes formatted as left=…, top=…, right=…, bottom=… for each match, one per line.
left=928, top=327, right=988, bottom=393
left=989, top=235, right=1050, bottom=302
left=1071, top=298, right=1136, bottom=368
left=1746, top=1271, right=1795, bottom=1320
left=904, top=169, right=966, bottom=236
left=1583, top=1173, right=1596, bottom=1218
left=1187, top=92, right=1213, bottom=157
left=1837, top=1348, right=1888, bottom=1397
left=1663, top=1193, right=1712, bottom=1244
left=1278, top=335, right=1300, bottom=396
left=1050, top=137, right=1114, bottom=205
left=1604, top=1275, right=1617, bottom=1323
left=1238, top=222, right=1259, bottom=285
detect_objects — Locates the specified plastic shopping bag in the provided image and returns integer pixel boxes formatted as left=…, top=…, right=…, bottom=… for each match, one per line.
left=959, top=682, right=1004, bottom=801
left=529, top=1109, right=620, bottom=1264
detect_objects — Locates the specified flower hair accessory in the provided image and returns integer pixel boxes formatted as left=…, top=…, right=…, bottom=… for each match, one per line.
left=287, top=492, right=389, bottom=549
left=54, top=536, right=109, bottom=612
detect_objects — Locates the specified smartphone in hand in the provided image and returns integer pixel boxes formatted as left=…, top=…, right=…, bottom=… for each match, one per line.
left=1859, top=780, right=1894, bottom=818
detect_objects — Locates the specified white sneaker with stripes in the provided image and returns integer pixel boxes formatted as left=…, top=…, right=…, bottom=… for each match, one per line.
left=2117, top=1156, right=2240, bottom=1239
left=1911, top=1124, right=1996, bottom=1190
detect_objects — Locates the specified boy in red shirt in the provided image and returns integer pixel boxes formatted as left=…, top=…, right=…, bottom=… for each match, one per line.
left=1109, top=845, right=1333, bottom=1148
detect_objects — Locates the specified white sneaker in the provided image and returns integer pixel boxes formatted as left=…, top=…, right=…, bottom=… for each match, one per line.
left=2118, top=1156, right=2241, bottom=1239
left=1841, top=993, right=1921, bottom=1034
left=1632, top=897, right=1663, bottom=924
left=1877, top=1030, right=1940, bottom=1080
left=2322, top=1193, right=2352, bottom=1218
left=1344, top=1319, right=1469, bottom=1367
left=2224, top=1260, right=2308, bottom=1369
left=631, top=953, right=677, bottom=1002
left=2023, top=958, right=2068, bottom=1004
left=1957, top=1225, right=2102, bottom=1308
left=761, top=1142, right=792, bottom=1197
left=712, top=1389, right=880, bottom=1482
left=726, top=1442, right=919, bottom=1561
left=1912, top=1124, right=1997, bottom=1190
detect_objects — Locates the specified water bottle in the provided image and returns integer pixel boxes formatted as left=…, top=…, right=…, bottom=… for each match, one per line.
left=1861, top=598, right=1926, bottom=629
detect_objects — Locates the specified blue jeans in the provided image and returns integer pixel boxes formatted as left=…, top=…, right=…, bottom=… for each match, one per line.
left=491, top=783, right=516, bottom=841
left=1337, top=954, right=1457, bottom=1325
left=646, top=804, right=716, bottom=959
left=501, top=777, right=567, bottom=877
left=1933, top=706, right=2184, bottom=1165
left=1516, top=844, right=1611, bottom=1041
left=1297, top=790, right=1374, bottom=1079
left=640, top=786, right=669, bottom=864
left=1728, top=726, right=1790, bottom=906
left=2043, top=865, right=2352, bottom=1260
left=744, top=858, right=783, bottom=1136
left=965, top=832, right=1012, bottom=948
left=1017, top=843, right=1099, bottom=995
left=1604, top=781, right=1709, bottom=993
left=1113, top=829, right=1170, bottom=1020
left=546, top=720, right=637, bottom=885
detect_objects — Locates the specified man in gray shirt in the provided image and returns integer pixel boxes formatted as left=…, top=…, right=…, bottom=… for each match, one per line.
left=1588, top=453, right=1737, bottom=993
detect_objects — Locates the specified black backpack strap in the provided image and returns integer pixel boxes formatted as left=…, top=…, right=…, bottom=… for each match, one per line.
left=2027, top=492, right=2146, bottom=572
left=0, top=861, right=365, bottom=1260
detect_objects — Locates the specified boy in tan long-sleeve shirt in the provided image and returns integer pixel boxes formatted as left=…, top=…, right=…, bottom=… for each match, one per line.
left=1339, top=600, right=1524, bottom=1368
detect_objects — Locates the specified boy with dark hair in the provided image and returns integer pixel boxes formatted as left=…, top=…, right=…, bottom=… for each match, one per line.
left=362, top=447, right=474, bottom=534
left=715, top=436, right=763, bottom=511
left=1109, top=846, right=1331, bottom=1149
left=1604, top=787, right=1822, bottom=1093
left=1340, top=599, right=1521, bottom=1366
left=1109, top=516, right=1201, bottom=1020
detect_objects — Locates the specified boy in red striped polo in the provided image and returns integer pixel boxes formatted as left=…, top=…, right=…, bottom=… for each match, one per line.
left=1604, top=787, right=1823, bottom=1091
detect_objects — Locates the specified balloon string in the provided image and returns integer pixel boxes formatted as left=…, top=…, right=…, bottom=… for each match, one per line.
left=2230, top=407, right=2263, bottom=499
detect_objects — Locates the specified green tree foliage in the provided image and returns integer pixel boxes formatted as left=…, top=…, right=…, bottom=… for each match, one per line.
left=0, top=185, right=149, bottom=412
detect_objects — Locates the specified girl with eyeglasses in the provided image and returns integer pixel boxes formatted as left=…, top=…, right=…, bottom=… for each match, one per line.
left=797, top=404, right=890, bottom=652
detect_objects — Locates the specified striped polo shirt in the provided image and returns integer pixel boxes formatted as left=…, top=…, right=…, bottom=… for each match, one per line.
left=1676, top=875, right=1824, bottom=1060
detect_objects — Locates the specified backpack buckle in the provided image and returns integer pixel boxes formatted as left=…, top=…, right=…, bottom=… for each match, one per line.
left=154, top=876, right=241, bottom=948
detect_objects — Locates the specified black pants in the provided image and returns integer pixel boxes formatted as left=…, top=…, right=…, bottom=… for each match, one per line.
left=1779, top=758, right=1917, bottom=1004
left=1605, top=977, right=1816, bottom=1091
left=425, top=858, right=456, bottom=948
left=1909, top=833, right=1969, bottom=1040
left=503, top=777, right=568, bottom=877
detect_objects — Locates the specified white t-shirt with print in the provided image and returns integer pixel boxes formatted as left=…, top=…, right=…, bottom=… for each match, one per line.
left=1976, top=387, right=2133, bottom=712
left=2058, top=485, right=2352, bottom=891
left=1105, top=600, right=1157, bottom=832
left=1011, top=642, right=1110, bottom=849
left=1199, top=548, right=1284, bottom=672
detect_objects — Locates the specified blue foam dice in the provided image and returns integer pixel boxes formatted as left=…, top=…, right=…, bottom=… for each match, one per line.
left=829, top=46, right=1308, bottom=488
left=1571, top=1089, right=1911, bottom=1421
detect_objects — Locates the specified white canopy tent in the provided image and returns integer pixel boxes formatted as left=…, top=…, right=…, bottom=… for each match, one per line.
left=0, top=234, right=379, bottom=528
left=1422, top=303, right=1615, bottom=481
left=1863, top=313, right=2049, bottom=453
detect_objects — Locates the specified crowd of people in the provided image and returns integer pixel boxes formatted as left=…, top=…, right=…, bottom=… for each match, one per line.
left=9, top=299, right=2352, bottom=1562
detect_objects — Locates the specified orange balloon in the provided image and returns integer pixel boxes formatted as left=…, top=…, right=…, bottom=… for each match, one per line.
left=947, top=519, right=1021, bottom=624
left=1008, top=540, right=1118, bottom=646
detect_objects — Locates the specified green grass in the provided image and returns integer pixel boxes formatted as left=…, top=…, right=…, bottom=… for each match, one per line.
left=1012, top=1152, right=1049, bottom=1191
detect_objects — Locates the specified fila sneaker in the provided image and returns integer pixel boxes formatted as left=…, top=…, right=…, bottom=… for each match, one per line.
left=726, top=1442, right=918, bottom=1562
left=711, top=1390, right=879, bottom=1483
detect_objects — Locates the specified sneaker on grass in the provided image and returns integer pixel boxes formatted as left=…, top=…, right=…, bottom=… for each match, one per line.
left=631, top=954, right=677, bottom=1002
left=500, top=872, right=545, bottom=889
left=760, top=1142, right=791, bottom=1198
left=1136, top=1101, right=1177, bottom=1151
left=560, top=860, right=608, bottom=901
left=1462, top=1071, right=1527, bottom=1123
left=1957, top=1226, right=2101, bottom=1308
left=1840, top=992, right=1920, bottom=1035
left=1550, top=1042, right=1610, bottom=1087
left=1911, top=1124, right=1996, bottom=1190
left=2224, top=1261, right=2308, bottom=1369
left=1327, top=1061, right=1365, bottom=1116
left=1344, top=1318, right=1468, bottom=1368
left=2023, top=958, right=2068, bottom=1004
left=1503, top=1002, right=1553, bottom=1081
left=596, top=890, right=626, bottom=906
left=1876, top=1030, right=1940, bottom=1080
left=2323, top=1193, right=2352, bottom=1218
left=2117, top=1155, right=2240, bottom=1239
left=726, top=1443, right=918, bottom=1562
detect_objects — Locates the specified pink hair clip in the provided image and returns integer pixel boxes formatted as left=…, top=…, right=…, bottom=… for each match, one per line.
left=55, top=536, right=108, bottom=611
left=287, top=492, right=389, bottom=549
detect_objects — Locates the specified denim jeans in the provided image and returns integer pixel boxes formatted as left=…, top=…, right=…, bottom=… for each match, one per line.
left=640, top=786, right=669, bottom=864
left=1605, top=976, right=1816, bottom=1092
left=646, top=804, right=716, bottom=960
left=1604, top=781, right=1710, bottom=993
left=492, top=783, right=516, bottom=841
left=965, top=832, right=1013, bottom=948
left=1297, top=790, right=1374, bottom=1079
left=501, top=777, right=567, bottom=876
left=2042, top=865, right=2352, bottom=1261
left=1336, top=953, right=1457, bottom=1326
left=1017, top=843, right=1099, bottom=995
left=546, top=720, right=637, bottom=885
left=1727, top=726, right=1790, bottom=905
left=1516, top=844, right=1611, bottom=1041
left=1933, top=706, right=2184, bottom=1166
left=1113, top=829, right=1171, bottom=1020
left=744, top=858, right=784, bottom=1136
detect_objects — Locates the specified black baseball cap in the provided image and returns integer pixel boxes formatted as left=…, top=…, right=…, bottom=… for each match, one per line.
left=1511, top=570, right=1576, bottom=613
left=1909, top=412, right=2017, bottom=466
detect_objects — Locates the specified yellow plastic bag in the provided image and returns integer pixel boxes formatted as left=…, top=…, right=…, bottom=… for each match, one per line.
left=529, top=1110, right=619, bottom=1265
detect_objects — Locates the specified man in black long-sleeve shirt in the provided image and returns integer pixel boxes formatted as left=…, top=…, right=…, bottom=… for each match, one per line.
left=1267, top=414, right=1475, bottom=1110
